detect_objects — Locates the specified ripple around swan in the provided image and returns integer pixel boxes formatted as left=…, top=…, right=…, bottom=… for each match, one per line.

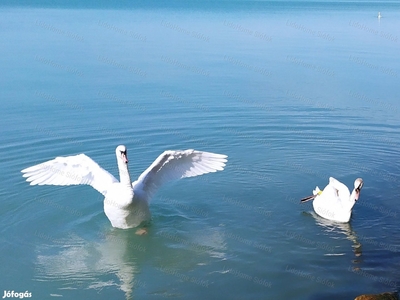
left=1, top=3, right=400, bottom=299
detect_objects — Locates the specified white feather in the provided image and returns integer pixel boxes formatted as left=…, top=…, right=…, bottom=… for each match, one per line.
left=133, top=150, right=228, bottom=199
left=21, top=154, right=118, bottom=196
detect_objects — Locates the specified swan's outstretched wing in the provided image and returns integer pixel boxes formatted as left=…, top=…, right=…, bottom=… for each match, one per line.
left=21, top=154, right=118, bottom=196
left=133, top=150, right=227, bottom=198
left=328, top=177, right=350, bottom=201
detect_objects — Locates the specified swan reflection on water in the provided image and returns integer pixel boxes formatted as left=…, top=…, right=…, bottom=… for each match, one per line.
left=34, top=228, right=146, bottom=299
left=34, top=224, right=227, bottom=299
left=309, top=211, right=363, bottom=266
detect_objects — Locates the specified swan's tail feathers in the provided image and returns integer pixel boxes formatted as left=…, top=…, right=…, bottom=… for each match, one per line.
left=300, top=195, right=315, bottom=203
left=313, top=186, right=322, bottom=195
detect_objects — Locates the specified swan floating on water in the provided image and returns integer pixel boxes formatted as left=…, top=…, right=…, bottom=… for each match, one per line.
left=22, top=145, right=227, bottom=229
left=300, top=177, right=364, bottom=223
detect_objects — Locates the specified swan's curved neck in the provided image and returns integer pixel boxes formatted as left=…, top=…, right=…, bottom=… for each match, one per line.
left=347, top=189, right=359, bottom=209
left=118, top=160, right=132, bottom=188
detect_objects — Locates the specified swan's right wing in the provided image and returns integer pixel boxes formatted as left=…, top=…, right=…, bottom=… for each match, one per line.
left=21, top=154, right=118, bottom=196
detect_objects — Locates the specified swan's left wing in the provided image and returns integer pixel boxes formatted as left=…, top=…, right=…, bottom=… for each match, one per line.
left=21, top=154, right=118, bottom=196
left=133, top=150, right=227, bottom=198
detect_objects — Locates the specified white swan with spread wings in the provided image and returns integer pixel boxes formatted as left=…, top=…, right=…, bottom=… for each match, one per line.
left=22, top=145, right=228, bottom=229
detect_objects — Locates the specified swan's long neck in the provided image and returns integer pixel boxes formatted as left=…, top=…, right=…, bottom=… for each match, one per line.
left=118, top=160, right=132, bottom=188
left=346, top=189, right=359, bottom=210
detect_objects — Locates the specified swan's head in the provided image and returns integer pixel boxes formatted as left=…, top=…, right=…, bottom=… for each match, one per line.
left=116, top=145, right=128, bottom=164
left=354, top=178, right=363, bottom=200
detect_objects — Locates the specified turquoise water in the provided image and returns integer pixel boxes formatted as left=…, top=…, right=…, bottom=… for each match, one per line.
left=1, top=1, right=399, bottom=299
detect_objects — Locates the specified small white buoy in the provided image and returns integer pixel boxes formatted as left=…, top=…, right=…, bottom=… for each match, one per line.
left=378, top=12, right=381, bottom=19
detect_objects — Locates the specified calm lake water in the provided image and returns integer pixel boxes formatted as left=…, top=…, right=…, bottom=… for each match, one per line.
left=1, top=1, right=399, bottom=299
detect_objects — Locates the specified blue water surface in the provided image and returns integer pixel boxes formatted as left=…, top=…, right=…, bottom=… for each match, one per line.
left=0, top=1, right=399, bottom=299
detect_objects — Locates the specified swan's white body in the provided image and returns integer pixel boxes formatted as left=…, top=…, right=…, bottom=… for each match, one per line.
left=305, top=177, right=363, bottom=223
left=22, top=145, right=227, bottom=229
